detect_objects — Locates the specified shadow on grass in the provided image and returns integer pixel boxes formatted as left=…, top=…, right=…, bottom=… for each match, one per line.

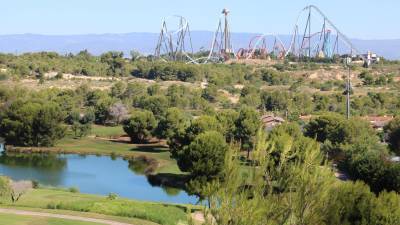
left=129, top=145, right=169, bottom=153
left=110, top=138, right=162, bottom=145
left=109, top=139, right=131, bottom=144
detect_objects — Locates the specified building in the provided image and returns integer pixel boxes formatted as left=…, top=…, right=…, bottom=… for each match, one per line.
left=357, top=51, right=380, bottom=67
left=261, top=114, right=285, bottom=131
left=362, top=115, right=393, bottom=131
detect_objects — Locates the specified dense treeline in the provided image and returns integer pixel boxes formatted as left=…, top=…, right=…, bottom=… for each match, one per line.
left=1, top=51, right=400, bottom=117
left=0, top=51, right=251, bottom=85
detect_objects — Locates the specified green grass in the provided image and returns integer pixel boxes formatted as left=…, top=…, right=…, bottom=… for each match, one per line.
left=0, top=206, right=158, bottom=225
left=2, top=188, right=194, bottom=225
left=0, top=212, right=102, bottom=225
left=91, top=125, right=125, bottom=137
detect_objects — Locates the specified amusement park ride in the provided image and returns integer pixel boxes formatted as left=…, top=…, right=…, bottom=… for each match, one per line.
left=154, top=5, right=375, bottom=66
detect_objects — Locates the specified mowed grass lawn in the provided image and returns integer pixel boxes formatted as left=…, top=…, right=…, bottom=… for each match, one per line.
left=90, top=125, right=125, bottom=137
left=0, top=213, right=101, bottom=225
left=2, top=188, right=193, bottom=225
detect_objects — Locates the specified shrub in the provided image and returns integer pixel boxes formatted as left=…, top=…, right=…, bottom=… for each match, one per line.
left=107, top=193, right=118, bottom=200
left=68, top=187, right=80, bottom=193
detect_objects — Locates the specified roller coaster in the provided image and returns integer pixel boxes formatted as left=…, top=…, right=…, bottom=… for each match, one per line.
left=154, top=5, right=370, bottom=64
left=154, top=15, right=195, bottom=62
left=236, top=34, right=286, bottom=60
left=286, top=5, right=363, bottom=60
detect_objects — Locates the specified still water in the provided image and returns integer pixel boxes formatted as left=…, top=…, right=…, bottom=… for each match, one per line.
left=0, top=153, right=197, bottom=204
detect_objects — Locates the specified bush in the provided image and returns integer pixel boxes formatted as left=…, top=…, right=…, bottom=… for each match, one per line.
left=68, top=187, right=80, bottom=193
left=107, top=193, right=118, bottom=200
left=32, top=180, right=40, bottom=189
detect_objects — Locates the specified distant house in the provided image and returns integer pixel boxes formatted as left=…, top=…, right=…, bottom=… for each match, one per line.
left=362, top=115, right=393, bottom=131
left=261, top=114, right=285, bottom=131
left=0, top=137, right=4, bottom=152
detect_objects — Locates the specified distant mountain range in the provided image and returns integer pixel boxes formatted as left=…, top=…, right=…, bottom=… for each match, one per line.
left=0, top=31, right=399, bottom=59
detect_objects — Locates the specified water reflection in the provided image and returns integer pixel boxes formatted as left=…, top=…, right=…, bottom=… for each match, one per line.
left=162, top=186, right=181, bottom=196
left=0, top=153, right=197, bottom=204
left=128, top=158, right=147, bottom=175
left=0, top=153, right=66, bottom=170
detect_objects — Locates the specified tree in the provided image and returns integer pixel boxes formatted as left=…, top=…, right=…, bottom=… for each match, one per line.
left=261, top=90, right=291, bottom=111
left=216, top=109, right=239, bottom=142
left=344, top=151, right=400, bottom=194
left=169, top=115, right=222, bottom=166
left=185, top=115, right=220, bottom=141
left=166, top=84, right=189, bottom=108
left=177, top=131, right=228, bottom=179
left=138, top=95, right=168, bottom=118
left=71, top=122, right=91, bottom=138
left=384, top=117, right=400, bottom=154
left=234, top=107, right=261, bottom=158
left=65, top=109, right=81, bottom=125
left=304, top=114, right=345, bottom=143
left=372, top=191, right=400, bottom=225
left=108, top=102, right=129, bottom=125
left=93, top=96, right=114, bottom=125
left=66, top=108, right=94, bottom=139
left=0, top=100, right=65, bottom=147
left=345, top=151, right=388, bottom=193
left=155, top=107, right=189, bottom=139
left=123, top=110, right=157, bottom=143
left=10, top=180, right=31, bottom=203
left=304, top=114, right=378, bottom=149
left=323, top=181, right=376, bottom=225
left=110, top=81, right=127, bottom=98
left=203, top=129, right=337, bottom=225
left=100, top=51, right=126, bottom=76
left=123, top=82, right=147, bottom=106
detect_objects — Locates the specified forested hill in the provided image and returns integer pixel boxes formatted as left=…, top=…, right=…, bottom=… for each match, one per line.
left=0, top=31, right=399, bottom=59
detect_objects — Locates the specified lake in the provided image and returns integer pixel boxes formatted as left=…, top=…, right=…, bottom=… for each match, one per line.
left=0, top=153, right=198, bottom=204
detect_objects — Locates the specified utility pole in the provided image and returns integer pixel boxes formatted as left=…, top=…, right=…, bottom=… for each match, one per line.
left=346, top=57, right=351, bottom=119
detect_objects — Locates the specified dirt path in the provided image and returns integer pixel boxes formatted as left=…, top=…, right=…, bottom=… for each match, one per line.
left=0, top=208, right=133, bottom=225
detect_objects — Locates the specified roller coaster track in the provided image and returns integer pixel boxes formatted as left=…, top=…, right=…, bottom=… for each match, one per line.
left=155, top=5, right=368, bottom=64
left=287, top=5, right=365, bottom=61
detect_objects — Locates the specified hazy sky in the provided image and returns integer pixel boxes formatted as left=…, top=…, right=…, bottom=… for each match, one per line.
left=1, top=0, right=399, bottom=39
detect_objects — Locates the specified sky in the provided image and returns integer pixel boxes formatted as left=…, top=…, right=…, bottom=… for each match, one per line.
left=1, top=0, right=399, bottom=39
